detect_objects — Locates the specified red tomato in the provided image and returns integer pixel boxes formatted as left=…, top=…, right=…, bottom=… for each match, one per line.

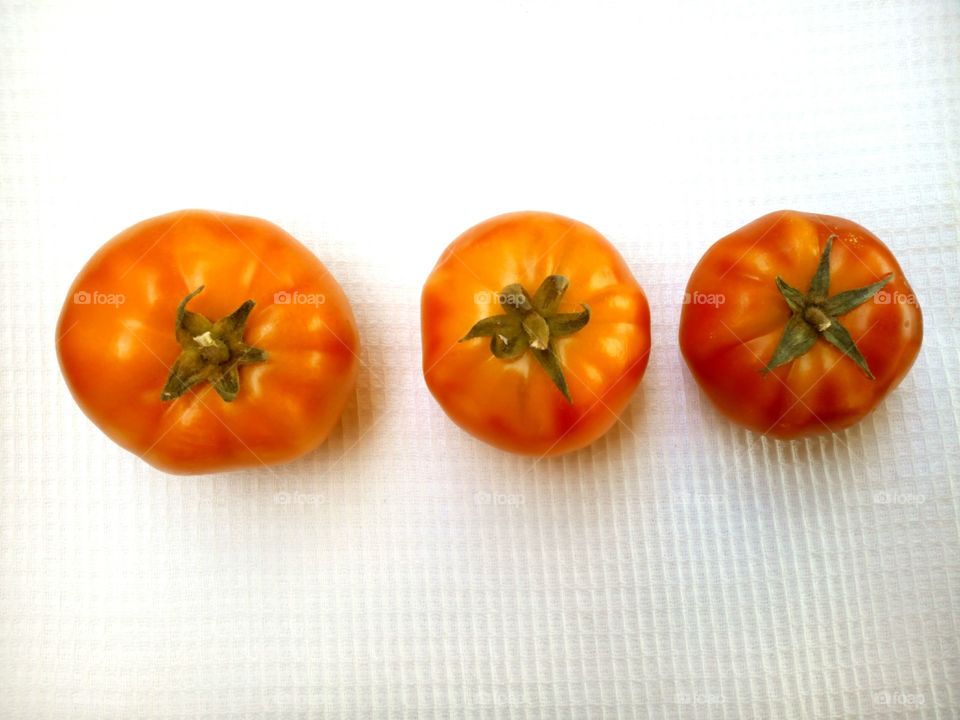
left=421, top=211, right=651, bottom=456
left=57, top=210, right=359, bottom=474
left=679, top=210, right=922, bottom=437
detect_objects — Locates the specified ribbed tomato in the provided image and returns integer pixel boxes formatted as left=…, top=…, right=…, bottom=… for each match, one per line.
left=679, top=210, right=922, bottom=437
left=56, top=209, right=359, bottom=474
left=421, top=211, right=651, bottom=456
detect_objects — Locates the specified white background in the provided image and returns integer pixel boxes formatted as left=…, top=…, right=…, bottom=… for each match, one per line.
left=2, top=0, right=958, bottom=717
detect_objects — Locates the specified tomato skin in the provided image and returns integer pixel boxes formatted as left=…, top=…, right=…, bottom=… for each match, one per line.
left=679, top=210, right=923, bottom=438
left=421, top=211, right=651, bottom=456
left=56, top=210, right=359, bottom=474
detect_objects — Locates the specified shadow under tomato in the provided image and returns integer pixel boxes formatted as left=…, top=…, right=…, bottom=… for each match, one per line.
left=236, top=254, right=390, bottom=486
left=493, top=383, right=652, bottom=507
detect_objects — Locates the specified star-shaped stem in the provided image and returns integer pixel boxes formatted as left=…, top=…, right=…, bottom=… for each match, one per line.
left=160, top=286, right=268, bottom=402
left=459, top=275, right=590, bottom=402
left=763, top=236, right=893, bottom=379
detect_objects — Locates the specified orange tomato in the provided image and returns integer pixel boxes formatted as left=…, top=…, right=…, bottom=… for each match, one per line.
left=421, top=211, right=651, bottom=456
left=679, top=210, right=922, bottom=438
left=56, top=210, right=359, bottom=474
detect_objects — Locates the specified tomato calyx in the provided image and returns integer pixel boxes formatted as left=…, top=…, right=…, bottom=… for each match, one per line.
left=160, top=286, right=268, bottom=402
left=459, top=275, right=590, bottom=402
left=763, top=236, right=893, bottom=379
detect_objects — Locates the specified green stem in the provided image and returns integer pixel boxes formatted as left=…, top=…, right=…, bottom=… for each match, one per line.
left=459, top=275, right=590, bottom=403
left=160, top=286, right=268, bottom=402
left=763, top=235, right=893, bottom=378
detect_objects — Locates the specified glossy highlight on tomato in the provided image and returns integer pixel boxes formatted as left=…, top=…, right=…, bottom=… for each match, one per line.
left=421, top=211, right=651, bottom=456
left=679, top=210, right=922, bottom=438
left=56, top=210, right=359, bottom=474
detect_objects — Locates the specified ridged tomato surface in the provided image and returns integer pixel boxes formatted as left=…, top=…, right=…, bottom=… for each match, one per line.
left=679, top=210, right=922, bottom=437
left=57, top=210, right=359, bottom=474
left=422, top=211, right=651, bottom=456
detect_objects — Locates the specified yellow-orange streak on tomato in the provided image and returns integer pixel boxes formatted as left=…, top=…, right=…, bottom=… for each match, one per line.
left=56, top=209, right=360, bottom=474
left=421, top=211, right=651, bottom=457
left=679, top=210, right=922, bottom=438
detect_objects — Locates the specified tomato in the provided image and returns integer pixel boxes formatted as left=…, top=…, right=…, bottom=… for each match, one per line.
left=56, top=210, right=359, bottom=474
left=679, top=210, right=922, bottom=438
left=421, top=211, right=651, bottom=456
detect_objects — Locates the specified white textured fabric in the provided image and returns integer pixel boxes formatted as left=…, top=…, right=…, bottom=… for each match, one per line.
left=1, top=0, right=958, bottom=717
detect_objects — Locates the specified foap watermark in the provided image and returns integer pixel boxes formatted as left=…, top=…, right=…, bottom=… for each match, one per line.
left=873, top=290, right=918, bottom=306
left=652, top=493, right=725, bottom=515
left=873, top=490, right=925, bottom=506
left=682, top=492, right=725, bottom=506
left=872, top=690, right=925, bottom=707
left=682, top=290, right=726, bottom=307
left=676, top=691, right=725, bottom=705
left=275, top=491, right=326, bottom=506
left=471, top=688, right=531, bottom=708
left=273, top=290, right=326, bottom=307
left=473, top=490, right=525, bottom=507
left=473, top=290, right=527, bottom=309
left=73, top=290, right=125, bottom=307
